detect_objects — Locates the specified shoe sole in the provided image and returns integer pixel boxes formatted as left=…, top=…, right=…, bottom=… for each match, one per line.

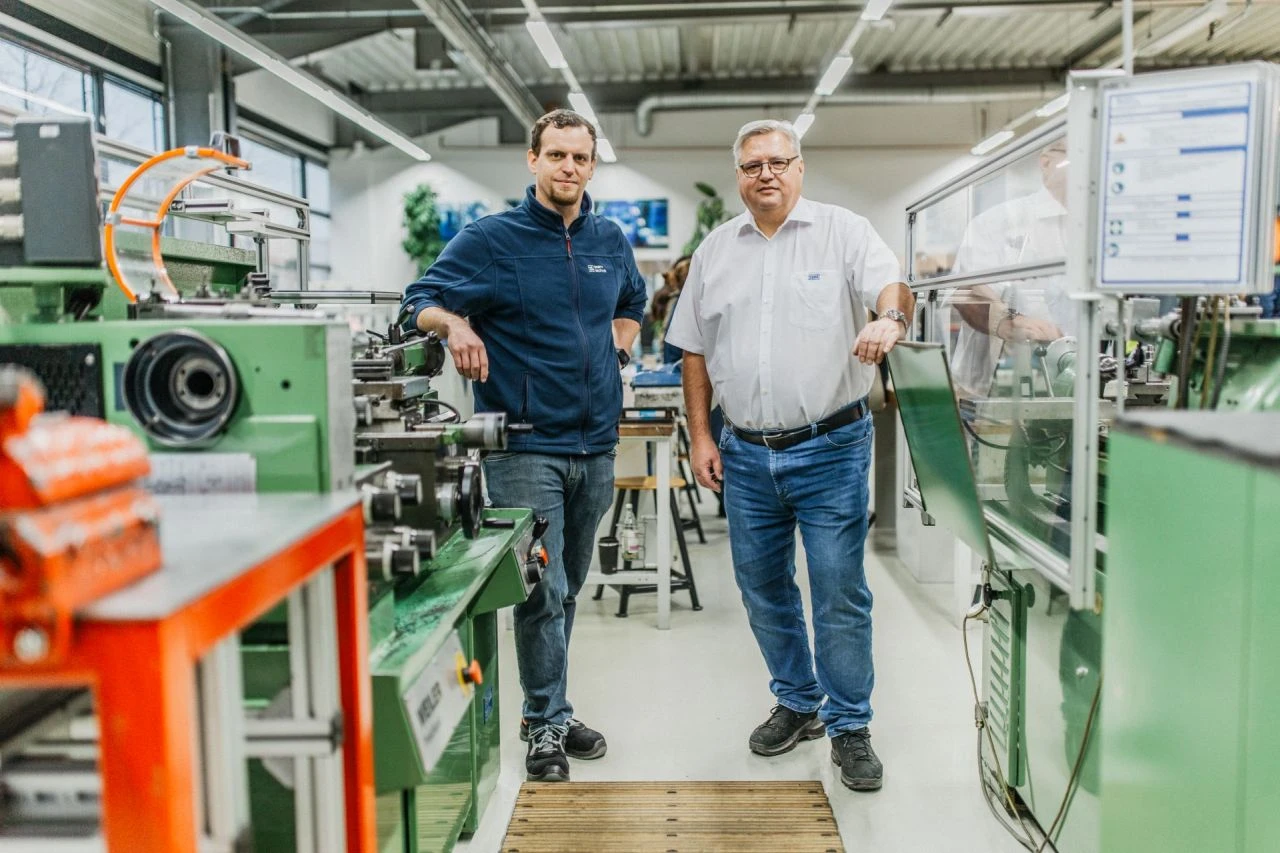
left=831, top=753, right=883, bottom=791
left=749, top=718, right=826, bottom=757
left=526, top=768, right=569, bottom=782
left=520, top=728, right=607, bottom=761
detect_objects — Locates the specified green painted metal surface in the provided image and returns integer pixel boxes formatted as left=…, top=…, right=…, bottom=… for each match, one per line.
left=887, top=341, right=993, bottom=564
left=1245, top=466, right=1280, bottom=853
left=0, top=319, right=350, bottom=492
left=1102, top=426, right=1256, bottom=853
left=1182, top=320, right=1280, bottom=411
left=1009, top=568, right=1102, bottom=853
left=371, top=509, right=532, bottom=795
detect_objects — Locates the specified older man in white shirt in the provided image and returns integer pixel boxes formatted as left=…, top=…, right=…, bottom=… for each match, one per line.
left=666, top=119, right=914, bottom=792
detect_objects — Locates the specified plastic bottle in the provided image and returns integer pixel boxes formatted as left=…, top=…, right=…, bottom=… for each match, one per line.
left=619, top=503, right=643, bottom=561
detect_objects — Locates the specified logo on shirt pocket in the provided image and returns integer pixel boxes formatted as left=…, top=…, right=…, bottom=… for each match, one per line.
left=587, top=263, right=608, bottom=274
left=789, top=269, right=842, bottom=330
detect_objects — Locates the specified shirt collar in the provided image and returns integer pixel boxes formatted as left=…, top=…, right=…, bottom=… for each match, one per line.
left=737, top=196, right=815, bottom=237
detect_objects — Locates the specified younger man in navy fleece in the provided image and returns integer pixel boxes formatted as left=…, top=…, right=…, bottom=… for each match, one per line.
left=401, top=109, right=646, bottom=782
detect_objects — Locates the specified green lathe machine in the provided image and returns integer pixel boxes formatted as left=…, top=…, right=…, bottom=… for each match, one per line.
left=0, top=117, right=545, bottom=852
left=893, top=63, right=1280, bottom=853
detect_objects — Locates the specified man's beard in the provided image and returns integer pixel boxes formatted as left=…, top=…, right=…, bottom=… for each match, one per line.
left=547, top=183, right=582, bottom=207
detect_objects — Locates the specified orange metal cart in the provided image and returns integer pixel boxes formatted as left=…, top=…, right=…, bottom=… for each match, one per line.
left=0, top=493, right=376, bottom=853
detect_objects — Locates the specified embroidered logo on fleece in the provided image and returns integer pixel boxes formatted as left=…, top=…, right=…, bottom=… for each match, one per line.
left=587, top=264, right=608, bottom=274
left=807, top=272, right=822, bottom=281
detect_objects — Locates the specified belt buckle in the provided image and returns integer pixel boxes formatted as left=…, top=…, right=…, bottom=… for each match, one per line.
left=761, top=430, right=781, bottom=450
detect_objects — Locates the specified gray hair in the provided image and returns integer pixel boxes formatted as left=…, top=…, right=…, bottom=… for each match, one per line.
left=732, top=119, right=802, bottom=166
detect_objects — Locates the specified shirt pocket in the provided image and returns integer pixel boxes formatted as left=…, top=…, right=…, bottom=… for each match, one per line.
left=787, top=269, right=843, bottom=330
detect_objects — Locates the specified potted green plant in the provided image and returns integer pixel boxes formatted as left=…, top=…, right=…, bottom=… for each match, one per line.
left=402, top=184, right=447, bottom=273
left=683, top=181, right=728, bottom=255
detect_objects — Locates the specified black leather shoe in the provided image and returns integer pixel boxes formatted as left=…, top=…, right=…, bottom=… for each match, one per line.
left=749, top=705, right=825, bottom=756
left=831, top=727, right=883, bottom=791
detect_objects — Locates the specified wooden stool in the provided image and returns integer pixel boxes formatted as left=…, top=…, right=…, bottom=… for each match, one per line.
left=593, top=475, right=701, bottom=616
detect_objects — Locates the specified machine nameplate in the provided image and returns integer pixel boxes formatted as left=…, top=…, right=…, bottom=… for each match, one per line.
left=144, top=452, right=256, bottom=494
left=402, top=631, right=472, bottom=775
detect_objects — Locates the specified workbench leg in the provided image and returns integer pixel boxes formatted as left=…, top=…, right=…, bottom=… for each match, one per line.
left=91, top=622, right=199, bottom=853
left=335, top=550, right=376, bottom=852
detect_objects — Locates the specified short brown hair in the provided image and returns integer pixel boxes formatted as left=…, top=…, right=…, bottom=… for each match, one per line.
left=530, top=109, right=597, bottom=159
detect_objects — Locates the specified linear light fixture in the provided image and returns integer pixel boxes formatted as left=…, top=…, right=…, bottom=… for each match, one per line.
left=971, top=129, right=1015, bottom=156
left=567, top=91, right=598, bottom=125
left=525, top=18, right=567, bottom=69
left=860, top=0, right=895, bottom=22
left=793, top=112, right=816, bottom=139
left=1134, top=0, right=1228, bottom=58
left=148, top=0, right=432, bottom=161
left=1035, top=91, right=1071, bottom=118
left=596, top=137, right=617, bottom=163
left=815, top=54, right=854, bottom=96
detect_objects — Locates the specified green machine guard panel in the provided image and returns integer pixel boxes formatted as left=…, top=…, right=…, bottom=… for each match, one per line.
left=887, top=341, right=994, bottom=565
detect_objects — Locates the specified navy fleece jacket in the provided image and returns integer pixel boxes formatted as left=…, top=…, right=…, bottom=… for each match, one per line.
left=401, top=186, right=648, bottom=454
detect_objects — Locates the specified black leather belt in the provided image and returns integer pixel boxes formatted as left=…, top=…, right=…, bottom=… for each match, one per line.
left=730, top=398, right=869, bottom=452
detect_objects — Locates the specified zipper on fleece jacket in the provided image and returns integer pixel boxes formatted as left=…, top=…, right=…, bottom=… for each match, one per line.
left=566, top=228, right=590, bottom=454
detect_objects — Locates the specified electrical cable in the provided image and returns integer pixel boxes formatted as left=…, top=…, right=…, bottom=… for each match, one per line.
left=964, top=416, right=1014, bottom=450
left=422, top=398, right=462, bottom=423
left=977, top=732, right=1038, bottom=852
left=1210, top=300, right=1232, bottom=410
left=1036, top=675, right=1104, bottom=852
left=962, top=607, right=1048, bottom=851
left=1199, top=297, right=1220, bottom=410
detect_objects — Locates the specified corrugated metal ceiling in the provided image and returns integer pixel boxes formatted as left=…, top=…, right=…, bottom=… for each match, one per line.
left=313, top=2, right=1280, bottom=95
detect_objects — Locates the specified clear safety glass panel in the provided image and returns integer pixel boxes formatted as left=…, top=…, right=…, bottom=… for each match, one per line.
left=910, top=134, right=1069, bottom=282
left=928, top=274, right=1083, bottom=563
left=887, top=342, right=992, bottom=563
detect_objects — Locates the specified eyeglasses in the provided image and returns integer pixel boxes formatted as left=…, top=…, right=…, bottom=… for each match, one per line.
left=737, top=156, right=800, bottom=179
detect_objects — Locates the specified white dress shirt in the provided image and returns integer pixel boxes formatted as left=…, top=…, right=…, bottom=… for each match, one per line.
left=665, top=197, right=902, bottom=431
left=948, top=186, right=1071, bottom=397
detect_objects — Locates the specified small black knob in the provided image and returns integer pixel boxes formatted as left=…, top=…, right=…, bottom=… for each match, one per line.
left=532, top=515, right=550, bottom=540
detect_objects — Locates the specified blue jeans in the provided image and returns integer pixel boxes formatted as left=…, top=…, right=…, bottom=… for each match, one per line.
left=719, top=415, right=875, bottom=735
left=483, top=450, right=616, bottom=729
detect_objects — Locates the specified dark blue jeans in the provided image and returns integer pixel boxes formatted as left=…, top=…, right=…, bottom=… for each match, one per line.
left=483, top=450, right=616, bottom=729
left=719, top=415, right=875, bottom=735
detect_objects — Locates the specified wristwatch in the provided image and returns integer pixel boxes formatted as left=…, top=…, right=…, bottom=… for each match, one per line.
left=881, top=308, right=909, bottom=333
left=616, top=348, right=631, bottom=369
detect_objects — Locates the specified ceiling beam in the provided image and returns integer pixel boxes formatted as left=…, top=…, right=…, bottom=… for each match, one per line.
left=218, top=0, right=1276, bottom=34
left=406, top=0, right=544, bottom=126
left=353, top=67, right=1065, bottom=114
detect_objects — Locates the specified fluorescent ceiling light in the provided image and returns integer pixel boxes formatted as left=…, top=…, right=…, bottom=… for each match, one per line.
left=597, top=137, right=617, bottom=163
left=1035, top=92, right=1070, bottom=118
left=147, top=0, right=431, bottom=161
left=567, top=91, right=598, bottom=124
left=1135, top=0, right=1227, bottom=58
left=815, top=55, right=853, bottom=96
left=971, top=129, right=1015, bottom=156
left=793, top=112, right=816, bottom=139
left=525, top=18, right=567, bottom=70
left=860, top=0, right=894, bottom=21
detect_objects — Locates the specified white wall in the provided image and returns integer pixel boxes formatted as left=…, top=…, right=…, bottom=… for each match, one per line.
left=329, top=103, right=996, bottom=294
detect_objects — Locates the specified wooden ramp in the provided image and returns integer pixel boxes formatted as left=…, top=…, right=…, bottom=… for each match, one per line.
left=501, top=780, right=845, bottom=853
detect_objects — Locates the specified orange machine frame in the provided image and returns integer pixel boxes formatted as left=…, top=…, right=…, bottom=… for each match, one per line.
left=0, top=504, right=376, bottom=853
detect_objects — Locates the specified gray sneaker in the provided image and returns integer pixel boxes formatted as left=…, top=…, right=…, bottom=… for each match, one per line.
left=749, top=705, right=825, bottom=756
left=520, top=718, right=607, bottom=760
left=525, top=724, right=569, bottom=782
left=831, top=727, right=883, bottom=791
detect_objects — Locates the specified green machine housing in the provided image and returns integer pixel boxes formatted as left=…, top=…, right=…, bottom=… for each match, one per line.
left=0, top=283, right=541, bottom=853
left=891, top=317, right=1280, bottom=853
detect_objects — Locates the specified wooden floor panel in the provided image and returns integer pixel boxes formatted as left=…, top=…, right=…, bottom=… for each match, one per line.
left=501, top=780, right=845, bottom=853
